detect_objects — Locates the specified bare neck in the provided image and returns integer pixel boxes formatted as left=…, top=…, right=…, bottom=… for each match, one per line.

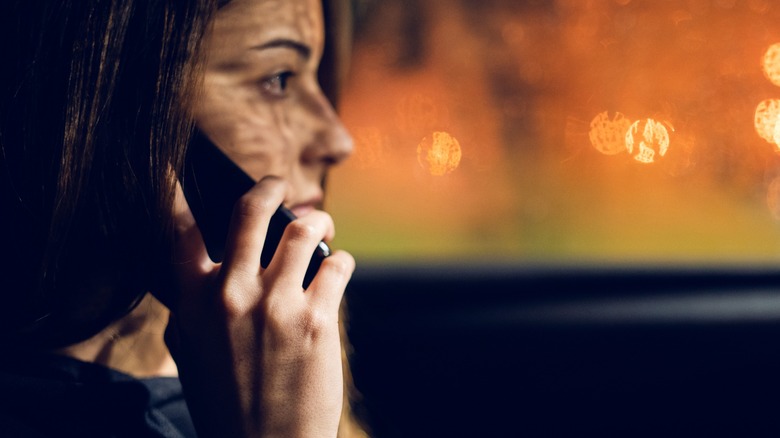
left=55, top=294, right=178, bottom=378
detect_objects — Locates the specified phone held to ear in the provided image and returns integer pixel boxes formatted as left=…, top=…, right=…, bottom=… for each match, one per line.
left=182, top=131, right=330, bottom=289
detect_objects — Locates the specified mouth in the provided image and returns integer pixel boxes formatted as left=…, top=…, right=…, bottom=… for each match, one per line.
left=287, top=196, right=323, bottom=218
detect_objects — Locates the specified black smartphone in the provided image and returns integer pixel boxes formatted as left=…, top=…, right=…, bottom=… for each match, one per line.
left=182, top=131, right=330, bottom=289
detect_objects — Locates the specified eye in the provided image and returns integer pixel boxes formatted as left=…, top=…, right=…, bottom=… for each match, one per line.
left=261, top=71, right=295, bottom=97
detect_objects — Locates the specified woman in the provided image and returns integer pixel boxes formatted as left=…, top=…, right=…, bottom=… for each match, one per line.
left=0, top=0, right=367, bottom=436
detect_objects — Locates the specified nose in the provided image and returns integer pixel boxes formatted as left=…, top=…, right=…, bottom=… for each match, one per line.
left=302, top=95, right=354, bottom=167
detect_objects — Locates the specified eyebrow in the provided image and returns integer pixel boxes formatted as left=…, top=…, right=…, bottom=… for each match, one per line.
left=250, top=38, right=311, bottom=60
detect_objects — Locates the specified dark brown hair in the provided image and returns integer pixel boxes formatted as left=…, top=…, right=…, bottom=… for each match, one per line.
left=1, top=1, right=369, bottom=435
left=0, top=0, right=216, bottom=348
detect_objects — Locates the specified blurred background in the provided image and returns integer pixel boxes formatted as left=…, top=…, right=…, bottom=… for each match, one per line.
left=329, top=1, right=780, bottom=436
left=329, top=0, right=780, bottom=265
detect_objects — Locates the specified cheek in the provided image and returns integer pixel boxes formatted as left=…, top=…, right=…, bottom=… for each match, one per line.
left=194, top=82, right=294, bottom=179
left=285, top=91, right=336, bottom=149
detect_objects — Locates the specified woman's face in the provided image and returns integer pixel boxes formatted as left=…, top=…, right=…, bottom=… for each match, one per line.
left=193, top=0, right=353, bottom=217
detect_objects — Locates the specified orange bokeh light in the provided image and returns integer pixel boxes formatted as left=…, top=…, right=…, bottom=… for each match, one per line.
left=589, top=111, right=633, bottom=155
left=754, top=99, right=780, bottom=147
left=625, top=119, right=670, bottom=164
left=417, top=131, right=462, bottom=176
left=762, top=43, right=780, bottom=87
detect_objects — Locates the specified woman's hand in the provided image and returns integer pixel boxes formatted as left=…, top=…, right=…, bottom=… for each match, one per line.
left=163, top=176, right=354, bottom=438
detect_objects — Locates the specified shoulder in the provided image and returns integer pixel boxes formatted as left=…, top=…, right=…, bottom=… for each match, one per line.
left=0, top=354, right=194, bottom=438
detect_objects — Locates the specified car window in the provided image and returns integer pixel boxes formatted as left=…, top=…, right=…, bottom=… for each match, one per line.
left=329, top=0, right=780, bottom=265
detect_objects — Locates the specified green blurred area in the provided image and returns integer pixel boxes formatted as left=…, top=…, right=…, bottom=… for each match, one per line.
left=329, top=151, right=780, bottom=264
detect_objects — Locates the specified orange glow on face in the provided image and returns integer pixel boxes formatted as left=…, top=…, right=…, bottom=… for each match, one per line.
left=625, top=119, right=670, bottom=164
left=754, top=99, right=780, bottom=147
left=762, top=43, right=780, bottom=87
left=417, top=131, right=462, bottom=176
left=589, top=111, right=633, bottom=155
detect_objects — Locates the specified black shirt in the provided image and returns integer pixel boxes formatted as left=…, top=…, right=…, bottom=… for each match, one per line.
left=0, top=353, right=196, bottom=437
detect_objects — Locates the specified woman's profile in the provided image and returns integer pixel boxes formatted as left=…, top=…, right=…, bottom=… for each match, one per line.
left=0, top=0, right=367, bottom=436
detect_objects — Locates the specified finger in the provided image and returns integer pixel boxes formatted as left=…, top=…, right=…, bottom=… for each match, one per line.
left=264, top=210, right=335, bottom=292
left=163, top=181, right=215, bottom=311
left=305, top=250, right=355, bottom=312
left=221, top=176, right=287, bottom=276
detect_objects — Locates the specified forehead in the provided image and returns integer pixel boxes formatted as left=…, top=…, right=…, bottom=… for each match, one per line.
left=210, top=0, right=323, bottom=56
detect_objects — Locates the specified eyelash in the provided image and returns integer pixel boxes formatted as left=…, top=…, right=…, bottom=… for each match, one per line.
left=261, top=71, right=295, bottom=98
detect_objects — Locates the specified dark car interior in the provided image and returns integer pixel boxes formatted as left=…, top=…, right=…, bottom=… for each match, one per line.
left=346, top=264, right=780, bottom=436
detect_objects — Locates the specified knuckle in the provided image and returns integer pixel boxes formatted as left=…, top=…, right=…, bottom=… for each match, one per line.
left=220, top=293, right=248, bottom=319
left=217, top=273, right=257, bottom=318
left=285, top=220, right=319, bottom=242
left=310, top=308, right=335, bottom=330
left=257, top=297, right=336, bottom=347
left=233, top=194, right=274, bottom=220
left=310, top=209, right=333, bottom=222
left=324, top=253, right=355, bottom=278
left=312, top=211, right=335, bottom=231
left=298, top=308, right=335, bottom=342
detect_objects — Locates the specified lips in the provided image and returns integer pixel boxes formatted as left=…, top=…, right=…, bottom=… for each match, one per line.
left=284, top=179, right=325, bottom=217
left=287, top=192, right=323, bottom=218
left=288, top=203, right=316, bottom=218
